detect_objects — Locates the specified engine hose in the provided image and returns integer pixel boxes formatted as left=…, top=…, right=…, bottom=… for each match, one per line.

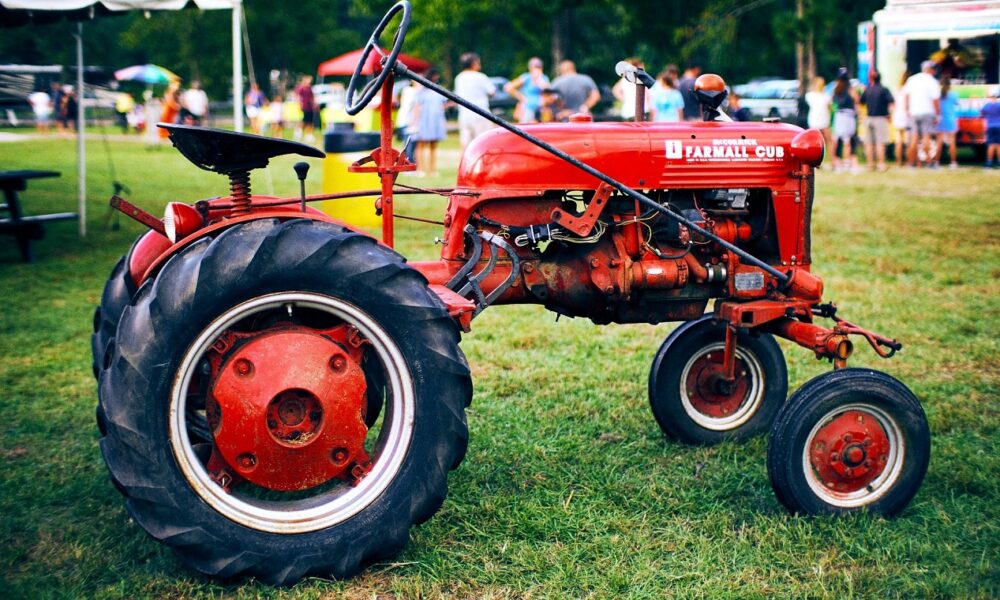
left=683, top=252, right=709, bottom=283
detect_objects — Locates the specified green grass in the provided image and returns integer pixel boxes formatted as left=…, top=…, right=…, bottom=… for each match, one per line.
left=1, top=133, right=998, bottom=599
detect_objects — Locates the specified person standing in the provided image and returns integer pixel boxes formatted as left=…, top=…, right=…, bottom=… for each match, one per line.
left=831, top=70, right=861, bottom=173
left=59, top=85, right=78, bottom=135
left=934, top=77, right=959, bottom=168
left=550, top=60, right=600, bottom=121
left=114, top=90, right=135, bottom=133
left=159, top=80, right=182, bottom=139
left=411, top=69, right=448, bottom=177
left=453, top=52, right=496, bottom=150
left=678, top=64, right=703, bottom=121
left=505, top=57, right=550, bottom=123
left=49, top=82, right=64, bottom=134
left=28, top=87, right=52, bottom=133
left=903, top=60, right=941, bottom=168
left=180, top=81, right=208, bottom=126
left=892, top=70, right=911, bottom=167
left=981, top=90, right=1000, bottom=168
left=295, top=75, right=317, bottom=143
left=805, top=76, right=832, bottom=146
left=860, top=70, right=894, bottom=171
left=244, top=83, right=266, bottom=134
left=395, top=78, right=420, bottom=166
left=650, top=70, right=683, bottom=122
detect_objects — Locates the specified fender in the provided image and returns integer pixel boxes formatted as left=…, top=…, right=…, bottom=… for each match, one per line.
left=128, top=204, right=363, bottom=287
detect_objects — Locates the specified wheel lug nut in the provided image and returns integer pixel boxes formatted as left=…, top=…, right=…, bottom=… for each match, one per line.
left=234, top=358, right=254, bottom=377
left=331, top=447, right=349, bottom=464
left=863, top=438, right=873, bottom=447
left=842, top=434, right=852, bottom=443
left=864, top=459, right=872, bottom=468
left=329, top=354, right=347, bottom=372
left=237, top=453, right=257, bottom=469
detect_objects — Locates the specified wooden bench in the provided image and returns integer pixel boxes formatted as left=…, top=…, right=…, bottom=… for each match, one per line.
left=0, top=170, right=75, bottom=262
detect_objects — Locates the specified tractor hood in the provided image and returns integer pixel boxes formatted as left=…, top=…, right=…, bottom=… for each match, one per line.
left=457, top=121, right=812, bottom=191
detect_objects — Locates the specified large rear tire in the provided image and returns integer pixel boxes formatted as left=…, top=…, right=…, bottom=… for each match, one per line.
left=767, top=368, right=929, bottom=516
left=97, top=219, right=471, bottom=584
left=649, top=315, right=788, bottom=445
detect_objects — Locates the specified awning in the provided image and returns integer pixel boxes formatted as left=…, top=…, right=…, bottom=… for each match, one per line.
left=318, top=48, right=430, bottom=77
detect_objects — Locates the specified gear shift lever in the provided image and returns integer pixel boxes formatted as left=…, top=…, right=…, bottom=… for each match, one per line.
left=293, top=162, right=310, bottom=212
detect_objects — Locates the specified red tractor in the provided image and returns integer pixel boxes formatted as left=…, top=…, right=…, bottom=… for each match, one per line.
left=92, top=2, right=929, bottom=586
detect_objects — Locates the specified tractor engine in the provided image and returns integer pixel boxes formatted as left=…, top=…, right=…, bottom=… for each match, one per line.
left=435, top=121, right=823, bottom=325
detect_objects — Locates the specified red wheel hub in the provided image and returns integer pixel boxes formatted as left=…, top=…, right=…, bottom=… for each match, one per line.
left=206, top=327, right=370, bottom=491
left=685, top=351, right=750, bottom=417
left=808, top=409, right=891, bottom=494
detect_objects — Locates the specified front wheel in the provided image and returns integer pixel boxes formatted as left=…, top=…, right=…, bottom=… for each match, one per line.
left=648, top=316, right=788, bottom=445
left=767, top=368, right=929, bottom=516
left=98, top=219, right=471, bottom=584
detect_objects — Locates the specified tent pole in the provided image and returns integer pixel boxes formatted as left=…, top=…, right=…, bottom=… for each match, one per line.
left=76, top=21, right=86, bottom=237
left=232, top=0, right=243, bottom=132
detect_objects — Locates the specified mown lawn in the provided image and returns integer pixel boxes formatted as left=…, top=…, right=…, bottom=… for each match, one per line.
left=0, top=133, right=997, bottom=599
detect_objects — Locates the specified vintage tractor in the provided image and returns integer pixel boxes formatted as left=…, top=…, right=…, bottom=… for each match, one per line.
left=91, top=1, right=929, bottom=586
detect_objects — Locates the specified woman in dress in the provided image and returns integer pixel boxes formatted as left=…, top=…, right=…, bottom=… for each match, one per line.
left=935, top=77, right=959, bottom=168
left=410, top=69, right=449, bottom=177
left=892, top=70, right=911, bottom=167
left=831, top=71, right=861, bottom=172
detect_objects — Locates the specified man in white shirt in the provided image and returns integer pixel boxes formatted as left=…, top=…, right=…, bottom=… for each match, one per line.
left=903, top=60, right=941, bottom=167
left=181, top=81, right=209, bottom=126
left=453, top=52, right=496, bottom=150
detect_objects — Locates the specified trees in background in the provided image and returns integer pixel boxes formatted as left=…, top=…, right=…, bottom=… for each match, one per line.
left=0, top=0, right=884, bottom=97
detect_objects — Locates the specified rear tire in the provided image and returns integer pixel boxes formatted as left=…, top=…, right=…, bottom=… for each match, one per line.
left=98, top=219, right=472, bottom=584
left=649, top=316, right=787, bottom=445
left=767, top=368, right=929, bottom=516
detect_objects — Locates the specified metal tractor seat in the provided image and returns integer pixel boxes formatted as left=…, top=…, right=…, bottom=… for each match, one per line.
left=159, top=123, right=325, bottom=214
left=160, top=123, right=324, bottom=174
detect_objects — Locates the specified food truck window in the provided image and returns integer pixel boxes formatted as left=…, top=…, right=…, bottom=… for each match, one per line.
left=906, top=35, right=999, bottom=84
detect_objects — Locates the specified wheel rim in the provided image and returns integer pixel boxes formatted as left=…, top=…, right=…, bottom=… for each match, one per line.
left=802, top=402, right=905, bottom=508
left=169, top=292, right=414, bottom=534
left=678, top=342, right=765, bottom=431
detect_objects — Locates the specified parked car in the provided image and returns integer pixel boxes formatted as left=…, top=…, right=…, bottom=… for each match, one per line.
left=736, top=79, right=799, bottom=122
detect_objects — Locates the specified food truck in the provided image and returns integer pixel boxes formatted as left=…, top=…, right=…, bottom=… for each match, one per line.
left=861, top=0, right=1000, bottom=156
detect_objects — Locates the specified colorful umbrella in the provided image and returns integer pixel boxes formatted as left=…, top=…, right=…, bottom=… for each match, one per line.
left=318, top=48, right=430, bottom=77
left=114, top=64, right=181, bottom=85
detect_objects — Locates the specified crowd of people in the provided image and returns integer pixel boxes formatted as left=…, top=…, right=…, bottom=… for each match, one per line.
left=27, top=81, right=78, bottom=135
left=804, top=61, right=1000, bottom=171
left=21, top=52, right=1000, bottom=172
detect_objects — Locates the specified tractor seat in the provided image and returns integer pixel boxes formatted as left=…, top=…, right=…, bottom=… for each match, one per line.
left=160, top=123, right=325, bottom=175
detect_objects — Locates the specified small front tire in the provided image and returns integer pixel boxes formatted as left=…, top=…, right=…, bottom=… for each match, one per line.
left=648, top=315, right=788, bottom=445
left=767, top=368, right=929, bottom=516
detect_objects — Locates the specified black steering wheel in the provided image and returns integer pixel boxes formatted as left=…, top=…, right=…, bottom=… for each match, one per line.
left=345, top=1, right=412, bottom=116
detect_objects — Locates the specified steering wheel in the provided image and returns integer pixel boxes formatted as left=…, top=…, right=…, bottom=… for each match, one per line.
left=345, top=1, right=412, bottom=116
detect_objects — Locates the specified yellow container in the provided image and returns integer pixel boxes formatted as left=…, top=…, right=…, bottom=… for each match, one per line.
left=319, top=126, right=382, bottom=228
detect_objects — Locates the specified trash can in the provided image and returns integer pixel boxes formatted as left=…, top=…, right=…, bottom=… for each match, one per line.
left=320, top=122, right=381, bottom=228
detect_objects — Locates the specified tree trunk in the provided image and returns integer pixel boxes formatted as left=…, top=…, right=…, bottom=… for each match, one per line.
left=552, top=7, right=573, bottom=70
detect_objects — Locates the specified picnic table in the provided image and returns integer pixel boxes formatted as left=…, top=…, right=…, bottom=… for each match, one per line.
left=0, top=170, right=76, bottom=262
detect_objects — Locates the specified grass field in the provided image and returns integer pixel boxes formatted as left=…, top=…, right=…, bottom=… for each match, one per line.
left=1, top=132, right=998, bottom=599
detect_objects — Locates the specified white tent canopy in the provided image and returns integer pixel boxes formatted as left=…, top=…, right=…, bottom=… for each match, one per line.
left=0, top=0, right=244, bottom=236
